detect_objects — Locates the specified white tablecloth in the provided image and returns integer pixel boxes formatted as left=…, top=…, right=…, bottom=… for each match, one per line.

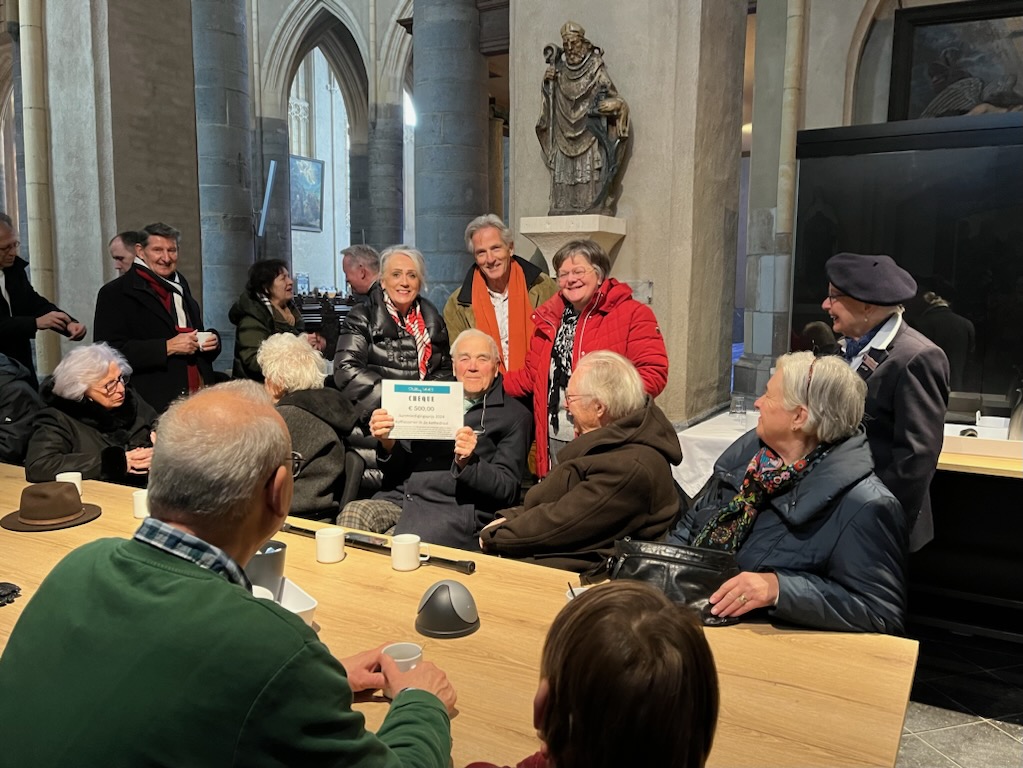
left=673, top=411, right=757, bottom=497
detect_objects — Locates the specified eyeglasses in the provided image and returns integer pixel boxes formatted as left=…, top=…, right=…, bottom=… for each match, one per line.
left=0, top=240, right=20, bottom=253
left=290, top=451, right=303, bottom=479
left=823, top=290, right=846, bottom=306
left=556, top=266, right=595, bottom=283
left=562, top=393, right=594, bottom=410
left=98, top=375, right=128, bottom=396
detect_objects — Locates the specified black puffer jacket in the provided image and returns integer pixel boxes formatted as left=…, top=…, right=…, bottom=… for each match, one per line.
left=668, top=429, right=908, bottom=634
left=0, top=353, right=42, bottom=464
left=25, top=378, right=158, bottom=486
left=332, top=284, right=452, bottom=423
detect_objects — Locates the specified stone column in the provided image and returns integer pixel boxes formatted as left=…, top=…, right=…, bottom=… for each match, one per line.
left=366, top=101, right=404, bottom=250
left=732, top=0, right=803, bottom=398
left=412, top=0, right=489, bottom=308
left=191, top=0, right=255, bottom=365
left=488, top=113, right=505, bottom=217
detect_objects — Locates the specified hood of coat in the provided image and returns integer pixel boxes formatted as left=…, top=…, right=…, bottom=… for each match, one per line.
left=38, top=376, right=145, bottom=435
left=560, top=397, right=682, bottom=466
left=0, top=353, right=34, bottom=388
left=276, top=387, right=358, bottom=435
left=716, top=428, right=876, bottom=527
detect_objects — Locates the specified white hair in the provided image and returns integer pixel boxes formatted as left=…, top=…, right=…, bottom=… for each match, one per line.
left=451, top=328, right=500, bottom=360
left=776, top=351, right=866, bottom=443
left=52, top=343, right=132, bottom=401
left=256, top=333, right=325, bottom=394
left=464, top=214, right=513, bottom=252
left=573, top=351, right=646, bottom=421
left=147, top=381, right=290, bottom=526
left=380, top=245, right=428, bottom=291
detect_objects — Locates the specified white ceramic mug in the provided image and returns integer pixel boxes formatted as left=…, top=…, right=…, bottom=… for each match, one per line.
left=132, top=489, right=150, bottom=519
left=55, top=472, right=83, bottom=497
left=315, top=526, right=346, bottom=563
left=382, top=642, right=422, bottom=671
left=565, top=585, right=594, bottom=602
left=390, top=534, right=430, bottom=571
left=196, top=331, right=214, bottom=349
left=251, top=585, right=275, bottom=601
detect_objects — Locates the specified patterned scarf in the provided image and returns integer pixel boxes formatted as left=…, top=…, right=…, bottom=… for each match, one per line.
left=842, top=319, right=887, bottom=362
left=383, top=292, right=432, bottom=379
left=693, top=443, right=830, bottom=552
left=547, top=303, right=578, bottom=434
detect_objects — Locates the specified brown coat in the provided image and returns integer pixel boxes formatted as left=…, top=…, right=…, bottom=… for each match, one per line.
left=481, top=399, right=682, bottom=573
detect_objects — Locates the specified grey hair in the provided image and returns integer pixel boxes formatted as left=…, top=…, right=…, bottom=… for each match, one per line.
left=256, top=333, right=325, bottom=394
left=451, top=328, right=499, bottom=360
left=776, top=351, right=866, bottom=444
left=147, top=380, right=290, bottom=526
left=380, top=244, right=428, bottom=291
left=464, top=214, right=513, bottom=253
left=573, top=350, right=646, bottom=421
left=52, top=343, right=132, bottom=401
left=341, top=244, right=380, bottom=274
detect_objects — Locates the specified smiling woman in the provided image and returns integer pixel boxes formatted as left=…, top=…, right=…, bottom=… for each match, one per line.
left=24, top=343, right=158, bottom=486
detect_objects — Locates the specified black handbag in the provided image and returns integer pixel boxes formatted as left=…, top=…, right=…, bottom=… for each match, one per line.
left=607, top=538, right=742, bottom=626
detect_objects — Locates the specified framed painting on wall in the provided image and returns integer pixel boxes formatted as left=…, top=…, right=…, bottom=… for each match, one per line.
left=888, top=0, right=1023, bottom=121
left=289, top=155, right=325, bottom=232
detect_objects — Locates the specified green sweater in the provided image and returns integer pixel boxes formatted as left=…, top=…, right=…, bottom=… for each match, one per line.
left=0, top=538, right=451, bottom=767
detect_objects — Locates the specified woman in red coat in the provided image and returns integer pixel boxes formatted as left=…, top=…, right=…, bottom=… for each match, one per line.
left=503, top=239, right=668, bottom=476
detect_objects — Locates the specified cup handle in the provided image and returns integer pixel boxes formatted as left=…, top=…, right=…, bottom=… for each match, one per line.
left=420, top=544, right=430, bottom=562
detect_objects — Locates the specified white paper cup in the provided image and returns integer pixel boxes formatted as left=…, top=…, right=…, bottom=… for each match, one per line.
left=315, top=526, right=346, bottom=563
left=565, top=585, right=595, bottom=602
left=132, top=489, right=150, bottom=519
left=196, top=331, right=214, bottom=348
left=55, top=472, right=83, bottom=497
left=382, top=642, right=422, bottom=671
left=390, top=534, right=430, bottom=571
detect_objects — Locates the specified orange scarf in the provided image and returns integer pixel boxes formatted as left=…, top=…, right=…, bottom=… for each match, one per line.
left=471, top=261, right=531, bottom=373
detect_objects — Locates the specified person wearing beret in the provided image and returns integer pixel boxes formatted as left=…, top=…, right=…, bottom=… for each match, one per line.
left=822, top=252, right=950, bottom=551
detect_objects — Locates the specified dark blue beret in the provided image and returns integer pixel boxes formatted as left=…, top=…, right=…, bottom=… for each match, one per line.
left=825, top=252, right=917, bottom=306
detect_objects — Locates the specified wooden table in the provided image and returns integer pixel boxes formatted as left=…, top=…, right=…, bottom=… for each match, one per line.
left=0, top=464, right=918, bottom=767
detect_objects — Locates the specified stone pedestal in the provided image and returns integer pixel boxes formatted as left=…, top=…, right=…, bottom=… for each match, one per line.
left=519, top=215, right=627, bottom=271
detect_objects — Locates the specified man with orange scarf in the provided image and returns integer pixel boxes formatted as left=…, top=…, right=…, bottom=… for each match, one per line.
left=444, top=215, right=558, bottom=374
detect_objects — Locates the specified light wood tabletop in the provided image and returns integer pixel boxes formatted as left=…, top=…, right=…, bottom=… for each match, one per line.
left=0, top=464, right=918, bottom=767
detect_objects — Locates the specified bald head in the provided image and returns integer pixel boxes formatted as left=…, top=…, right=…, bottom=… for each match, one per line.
left=147, top=381, right=290, bottom=529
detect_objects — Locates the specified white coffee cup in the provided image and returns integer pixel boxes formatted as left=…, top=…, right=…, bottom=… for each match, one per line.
left=251, top=585, right=275, bottom=601
left=390, top=533, right=430, bottom=571
left=315, top=526, right=346, bottom=563
left=196, top=331, right=214, bottom=348
left=565, top=584, right=594, bottom=602
left=132, top=489, right=150, bottom=519
left=55, top=472, right=83, bottom=497
left=382, top=642, right=423, bottom=671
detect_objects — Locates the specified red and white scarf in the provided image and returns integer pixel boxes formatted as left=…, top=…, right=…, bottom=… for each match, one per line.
left=383, top=292, right=432, bottom=379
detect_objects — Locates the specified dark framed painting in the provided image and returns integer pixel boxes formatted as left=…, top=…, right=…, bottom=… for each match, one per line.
left=888, top=0, right=1023, bottom=121
left=289, top=155, right=325, bottom=232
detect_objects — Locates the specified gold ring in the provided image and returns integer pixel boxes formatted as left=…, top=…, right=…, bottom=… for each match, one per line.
left=739, top=594, right=749, bottom=605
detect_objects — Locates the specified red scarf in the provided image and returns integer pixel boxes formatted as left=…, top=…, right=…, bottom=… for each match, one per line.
left=136, top=268, right=202, bottom=394
left=384, top=293, right=432, bottom=378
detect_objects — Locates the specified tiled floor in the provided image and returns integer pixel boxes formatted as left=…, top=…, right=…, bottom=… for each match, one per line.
left=897, top=626, right=1023, bottom=767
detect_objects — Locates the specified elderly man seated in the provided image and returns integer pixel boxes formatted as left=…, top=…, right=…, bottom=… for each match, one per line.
left=258, top=332, right=357, bottom=520
left=480, top=351, right=682, bottom=573
left=339, top=329, right=532, bottom=550
left=0, top=381, right=456, bottom=767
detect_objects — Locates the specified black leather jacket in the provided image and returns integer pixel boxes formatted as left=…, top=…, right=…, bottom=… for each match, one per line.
left=332, top=284, right=451, bottom=423
left=669, top=429, right=908, bottom=634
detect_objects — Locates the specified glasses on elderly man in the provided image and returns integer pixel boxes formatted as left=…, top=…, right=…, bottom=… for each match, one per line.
left=290, top=451, right=304, bottom=479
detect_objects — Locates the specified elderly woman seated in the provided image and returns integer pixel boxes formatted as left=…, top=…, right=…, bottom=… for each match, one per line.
left=480, top=351, right=681, bottom=572
left=668, top=351, right=908, bottom=634
left=338, top=329, right=531, bottom=550
left=258, top=333, right=358, bottom=520
left=25, top=343, right=157, bottom=485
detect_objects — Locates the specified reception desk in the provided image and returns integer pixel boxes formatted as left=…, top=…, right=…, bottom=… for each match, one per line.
left=0, top=464, right=918, bottom=767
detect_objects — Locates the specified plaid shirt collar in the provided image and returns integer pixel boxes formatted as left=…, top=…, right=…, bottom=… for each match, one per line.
left=133, top=517, right=251, bottom=590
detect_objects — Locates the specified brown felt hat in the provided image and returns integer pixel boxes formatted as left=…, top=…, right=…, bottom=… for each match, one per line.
left=1, top=482, right=102, bottom=532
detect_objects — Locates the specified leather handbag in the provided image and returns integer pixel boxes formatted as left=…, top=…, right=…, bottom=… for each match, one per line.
left=606, top=538, right=742, bottom=626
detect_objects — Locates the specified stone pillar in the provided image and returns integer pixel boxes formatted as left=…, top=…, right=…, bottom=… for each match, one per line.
left=413, top=0, right=489, bottom=309
left=191, top=0, right=254, bottom=365
left=732, top=0, right=802, bottom=398
left=488, top=113, right=505, bottom=218
left=367, top=101, right=404, bottom=250
left=349, top=138, right=370, bottom=247
left=510, top=1, right=745, bottom=424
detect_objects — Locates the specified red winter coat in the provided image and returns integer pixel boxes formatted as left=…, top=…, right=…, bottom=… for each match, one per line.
left=503, top=278, right=669, bottom=476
